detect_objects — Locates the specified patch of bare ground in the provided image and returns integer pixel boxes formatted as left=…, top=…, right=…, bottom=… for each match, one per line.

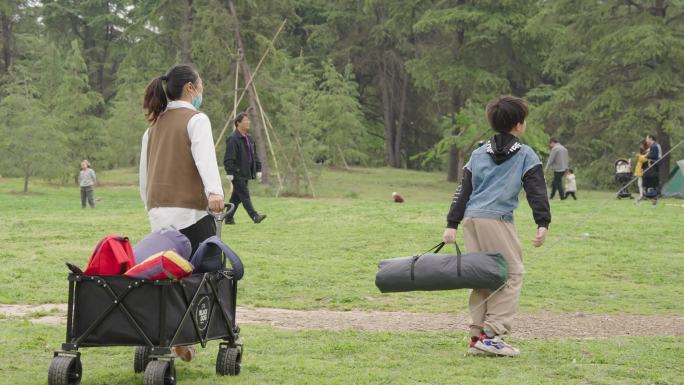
left=2, top=304, right=681, bottom=338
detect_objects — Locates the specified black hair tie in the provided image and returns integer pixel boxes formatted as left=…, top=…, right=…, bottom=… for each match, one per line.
left=160, top=75, right=168, bottom=81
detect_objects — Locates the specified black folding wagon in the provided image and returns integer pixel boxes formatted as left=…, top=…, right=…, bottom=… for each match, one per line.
left=48, top=207, right=243, bottom=385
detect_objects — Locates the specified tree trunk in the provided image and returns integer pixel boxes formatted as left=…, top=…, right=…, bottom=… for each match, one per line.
left=380, top=52, right=404, bottom=168
left=457, top=150, right=466, bottom=182
left=447, top=143, right=460, bottom=182
left=446, top=14, right=465, bottom=182
left=228, top=0, right=270, bottom=180
left=23, top=164, right=30, bottom=193
left=83, top=21, right=94, bottom=73
left=651, top=0, right=667, bottom=17
left=1, top=10, right=13, bottom=72
left=656, top=123, right=670, bottom=188
left=97, top=17, right=112, bottom=97
left=394, top=69, right=408, bottom=168
left=650, top=4, right=669, bottom=187
left=93, top=1, right=111, bottom=96
left=380, top=61, right=397, bottom=167
left=375, top=9, right=399, bottom=168
left=447, top=93, right=464, bottom=182
left=181, top=0, right=194, bottom=63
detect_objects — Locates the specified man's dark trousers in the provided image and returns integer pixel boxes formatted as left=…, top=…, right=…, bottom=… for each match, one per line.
left=228, top=178, right=257, bottom=220
left=550, top=171, right=565, bottom=200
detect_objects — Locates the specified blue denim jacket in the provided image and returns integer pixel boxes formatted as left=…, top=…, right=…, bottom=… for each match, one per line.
left=463, top=144, right=541, bottom=222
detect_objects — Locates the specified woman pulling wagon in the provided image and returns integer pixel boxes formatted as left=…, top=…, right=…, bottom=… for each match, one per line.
left=140, top=63, right=225, bottom=361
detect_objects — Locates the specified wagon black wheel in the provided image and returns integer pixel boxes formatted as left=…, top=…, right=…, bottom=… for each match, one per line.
left=216, top=347, right=242, bottom=376
left=134, top=346, right=151, bottom=373
left=144, top=360, right=176, bottom=385
left=48, top=355, right=82, bottom=385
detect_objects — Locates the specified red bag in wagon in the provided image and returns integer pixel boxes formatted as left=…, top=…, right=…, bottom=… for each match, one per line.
left=83, top=235, right=136, bottom=275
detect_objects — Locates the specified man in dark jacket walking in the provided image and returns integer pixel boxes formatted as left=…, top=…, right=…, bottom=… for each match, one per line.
left=223, top=112, right=267, bottom=224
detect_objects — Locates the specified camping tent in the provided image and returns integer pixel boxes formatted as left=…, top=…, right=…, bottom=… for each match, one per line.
left=662, top=159, right=684, bottom=198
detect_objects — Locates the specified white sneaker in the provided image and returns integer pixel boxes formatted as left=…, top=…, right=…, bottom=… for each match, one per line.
left=467, top=346, right=487, bottom=356
left=474, top=336, right=520, bottom=357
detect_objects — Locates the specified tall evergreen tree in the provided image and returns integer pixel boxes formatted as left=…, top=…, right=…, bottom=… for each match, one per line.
left=268, top=53, right=320, bottom=196
left=0, top=0, right=21, bottom=73
left=407, top=0, right=542, bottom=181
left=530, top=0, right=684, bottom=185
left=0, top=71, right=68, bottom=192
left=41, top=0, right=131, bottom=99
left=302, top=0, right=429, bottom=168
left=52, top=40, right=106, bottom=167
left=311, top=60, right=368, bottom=166
left=1, top=0, right=680, bottom=188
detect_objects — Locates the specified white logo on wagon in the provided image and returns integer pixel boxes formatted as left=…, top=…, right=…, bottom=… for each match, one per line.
left=196, top=296, right=211, bottom=331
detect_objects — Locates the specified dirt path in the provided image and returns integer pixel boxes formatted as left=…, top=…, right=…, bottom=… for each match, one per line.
left=2, top=304, right=682, bottom=338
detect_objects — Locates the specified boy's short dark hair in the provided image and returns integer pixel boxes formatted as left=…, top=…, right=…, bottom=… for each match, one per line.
left=647, top=134, right=657, bottom=141
left=549, top=138, right=559, bottom=144
left=486, top=95, right=528, bottom=133
left=234, top=112, right=248, bottom=127
left=568, top=168, right=574, bottom=173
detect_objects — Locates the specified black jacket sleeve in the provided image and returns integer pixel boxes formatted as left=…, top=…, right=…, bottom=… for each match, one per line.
left=522, top=164, right=551, bottom=228
left=223, top=135, right=238, bottom=175
left=446, top=169, right=473, bottom=229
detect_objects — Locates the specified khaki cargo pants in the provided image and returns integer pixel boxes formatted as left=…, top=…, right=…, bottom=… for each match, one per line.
left=462, top=217, right=524, bottom=337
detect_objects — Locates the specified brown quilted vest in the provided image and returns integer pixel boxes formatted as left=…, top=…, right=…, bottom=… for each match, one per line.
left=146, top=108, right=208, bottom=210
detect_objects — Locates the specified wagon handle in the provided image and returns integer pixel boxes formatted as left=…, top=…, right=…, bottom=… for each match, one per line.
left=206, top=203, right=236, bottom=222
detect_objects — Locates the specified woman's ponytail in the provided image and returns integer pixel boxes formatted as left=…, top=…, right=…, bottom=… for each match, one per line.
left=143, top=65, right=199, bottom=123
left=143, top=76, right=168, bottom=123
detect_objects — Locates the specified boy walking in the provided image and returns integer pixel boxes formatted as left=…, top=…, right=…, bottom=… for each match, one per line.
left=442, top=96, right=550, bottom=356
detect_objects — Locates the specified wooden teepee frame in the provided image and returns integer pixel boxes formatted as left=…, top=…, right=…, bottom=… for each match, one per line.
left=214, top=10, right=317, bottom=198
left=214, top=17, right=287, bottom=196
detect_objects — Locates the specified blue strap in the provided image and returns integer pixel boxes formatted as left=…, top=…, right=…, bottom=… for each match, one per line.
left=191, top=236, right=244, bottom=280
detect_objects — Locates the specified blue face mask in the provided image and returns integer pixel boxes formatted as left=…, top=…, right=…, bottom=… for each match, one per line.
left=191, top=93, right=203, bottom=109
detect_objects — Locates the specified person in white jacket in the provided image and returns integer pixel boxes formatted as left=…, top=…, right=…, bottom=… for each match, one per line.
left=139, top=63, right=224, bottom=362
left=564, top=169, right=577, bottom=200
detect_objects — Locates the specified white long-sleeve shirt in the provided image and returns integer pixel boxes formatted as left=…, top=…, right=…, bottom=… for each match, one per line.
left=139, top=100, right=224, bottom=232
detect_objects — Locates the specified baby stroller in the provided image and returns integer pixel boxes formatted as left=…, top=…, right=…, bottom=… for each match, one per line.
left=48, top=204, right=243, bottom=385
left=615, top=159, right=633, bottom=199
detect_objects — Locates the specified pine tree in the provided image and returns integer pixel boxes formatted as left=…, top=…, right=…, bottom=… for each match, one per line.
left=41, top=0, right=131, bottom=98
left=262, top=52, right=319, bottom=196
left=51, top=40, right=106, bottom=168
left=531, top=0, right=684, bottom=186
left=406, top=0, right=542, bottom=181
left=302, top=0, right=427, bottom=168
left=105, top=63, right=149, bottom=167
left=0, top=70, right=68, bottom=192
left=311, top=60, right=368, bottom=167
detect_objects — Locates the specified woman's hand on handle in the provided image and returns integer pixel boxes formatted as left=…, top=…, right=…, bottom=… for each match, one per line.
left=208, top=193, right=224, bottom=212
left=442, top=228, right=457, bottom=244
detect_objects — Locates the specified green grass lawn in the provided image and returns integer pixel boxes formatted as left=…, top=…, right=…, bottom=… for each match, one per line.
left=2, top=321, right=683, bottom=385
left=1, top=167, right=683, bottom=384
left=1, top=167, right=682, bottom=314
